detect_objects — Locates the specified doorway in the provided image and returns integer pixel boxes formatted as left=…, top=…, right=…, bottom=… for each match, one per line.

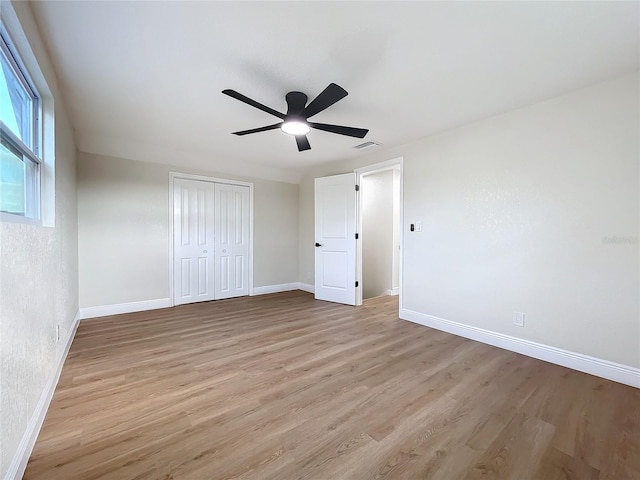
left=360, top=168, right=400, bottom=299
left=170, top=173, right=253, bottom=306
left=356, top=158, right=403, bottom=306
left=313, top=158, right=403, bottom=308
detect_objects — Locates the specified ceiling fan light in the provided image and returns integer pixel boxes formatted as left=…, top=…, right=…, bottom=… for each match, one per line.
left=281, top=121, right=310, bottom=136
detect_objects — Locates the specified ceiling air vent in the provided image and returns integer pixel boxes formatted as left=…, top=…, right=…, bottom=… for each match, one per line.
left=353, top=141, right=382, bottom=150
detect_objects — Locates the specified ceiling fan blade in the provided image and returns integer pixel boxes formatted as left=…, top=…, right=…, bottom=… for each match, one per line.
left=308, top=122, right=369, bottom=138
left=286, top=91, right=308, bottom=115
left=302, top=83, right=348, bottom=119
left=231, top=123, right=283, bottom=136
left=222, top=89, right=285, bottom=119
left=295, top=135, right=311, bottom=152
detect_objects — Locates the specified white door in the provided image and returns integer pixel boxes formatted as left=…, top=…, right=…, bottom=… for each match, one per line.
left=214, top=183, right=250, bottom=299
left=314, top=173, right=357, bottom=305
left=173, top=178, right=216, bottom=305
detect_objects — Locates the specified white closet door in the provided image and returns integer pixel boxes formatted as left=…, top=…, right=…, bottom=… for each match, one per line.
left=173, top=178, right=216, bottom=305
left=214, top=183, right=250, bottom=299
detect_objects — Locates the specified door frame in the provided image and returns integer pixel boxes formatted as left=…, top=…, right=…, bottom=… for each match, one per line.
left=354, top=157, right=404, bottom=308
left=168, top=172, right=254, bottom=307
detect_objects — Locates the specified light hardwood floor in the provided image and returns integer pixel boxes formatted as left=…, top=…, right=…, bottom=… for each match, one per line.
left=25, top=291, right=639, bottom=479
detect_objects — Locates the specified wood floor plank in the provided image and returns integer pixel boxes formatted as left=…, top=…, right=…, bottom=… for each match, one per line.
left=24, top=291, right=640, bottom=479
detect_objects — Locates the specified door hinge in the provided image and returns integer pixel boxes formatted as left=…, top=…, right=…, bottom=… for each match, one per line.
left=355, top=281, right=359, bottom=287
left=355, top=233, right=359, bottom=239
left=355, top=184, right=360, bottom=191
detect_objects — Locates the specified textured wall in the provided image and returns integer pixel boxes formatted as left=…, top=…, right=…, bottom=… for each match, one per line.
left=0, top=2, right=78, bottom=477
left=399, top=73, right=639, bottom=367
left=298, top=73, right=639, bottom=368
left=77, top=153, right=299, bottom=308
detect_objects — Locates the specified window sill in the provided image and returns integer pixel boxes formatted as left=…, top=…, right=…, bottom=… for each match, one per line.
left=0, top=211, right=41, bottom=226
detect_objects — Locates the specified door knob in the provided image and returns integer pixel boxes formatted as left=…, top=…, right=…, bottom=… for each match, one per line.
left=315, top=243, right=322, bottom=247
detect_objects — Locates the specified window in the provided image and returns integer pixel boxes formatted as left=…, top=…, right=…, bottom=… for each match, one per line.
left=0, top=27, right=40, bottom=220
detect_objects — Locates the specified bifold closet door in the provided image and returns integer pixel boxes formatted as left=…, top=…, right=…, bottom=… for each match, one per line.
left=214, top=183, right=250, bottom=300
left=173, top=178, right=216, bottom=305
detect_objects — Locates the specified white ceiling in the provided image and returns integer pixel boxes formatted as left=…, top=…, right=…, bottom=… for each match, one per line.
left=31, top=1, right=639, bottom=183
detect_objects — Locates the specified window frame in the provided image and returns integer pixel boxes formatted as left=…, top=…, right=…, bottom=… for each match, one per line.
left=0, top=25, right=42, bottom=224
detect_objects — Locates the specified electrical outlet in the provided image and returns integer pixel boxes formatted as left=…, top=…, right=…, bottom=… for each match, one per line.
left=56, top=324, right=60, bottom=342
left=513, top=312, right=525, bottom=327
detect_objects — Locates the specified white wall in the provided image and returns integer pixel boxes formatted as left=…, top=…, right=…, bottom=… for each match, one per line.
left=77, top=152, right=298, bottom=308
left=298, top=73, right=639, bottom=369
left=0, top=2, right=78, bottom=477
left=362, top=170, right=394, bottom=298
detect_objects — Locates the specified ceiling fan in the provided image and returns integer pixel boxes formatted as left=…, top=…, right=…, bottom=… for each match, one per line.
left=222, top=83, right=369, bottom=152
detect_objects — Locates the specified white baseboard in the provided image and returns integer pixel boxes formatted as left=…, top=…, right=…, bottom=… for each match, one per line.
left=385, top=288, right=399, bottom=296
left=252, top=283, right=299, bottom=296
left=5, top=309, right=81, bottom=480
left=401, top=308, right=640, bottom=389
left=253, top=282, right=316, bottom=295
left=80, top=298, right=171, bottom=320
left=79, top=288, right=319, bottom=318
left=297, top=282, right=315, bottom=294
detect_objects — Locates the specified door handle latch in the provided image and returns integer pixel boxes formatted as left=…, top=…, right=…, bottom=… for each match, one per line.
left=315, top=243, right=322, bottom=247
